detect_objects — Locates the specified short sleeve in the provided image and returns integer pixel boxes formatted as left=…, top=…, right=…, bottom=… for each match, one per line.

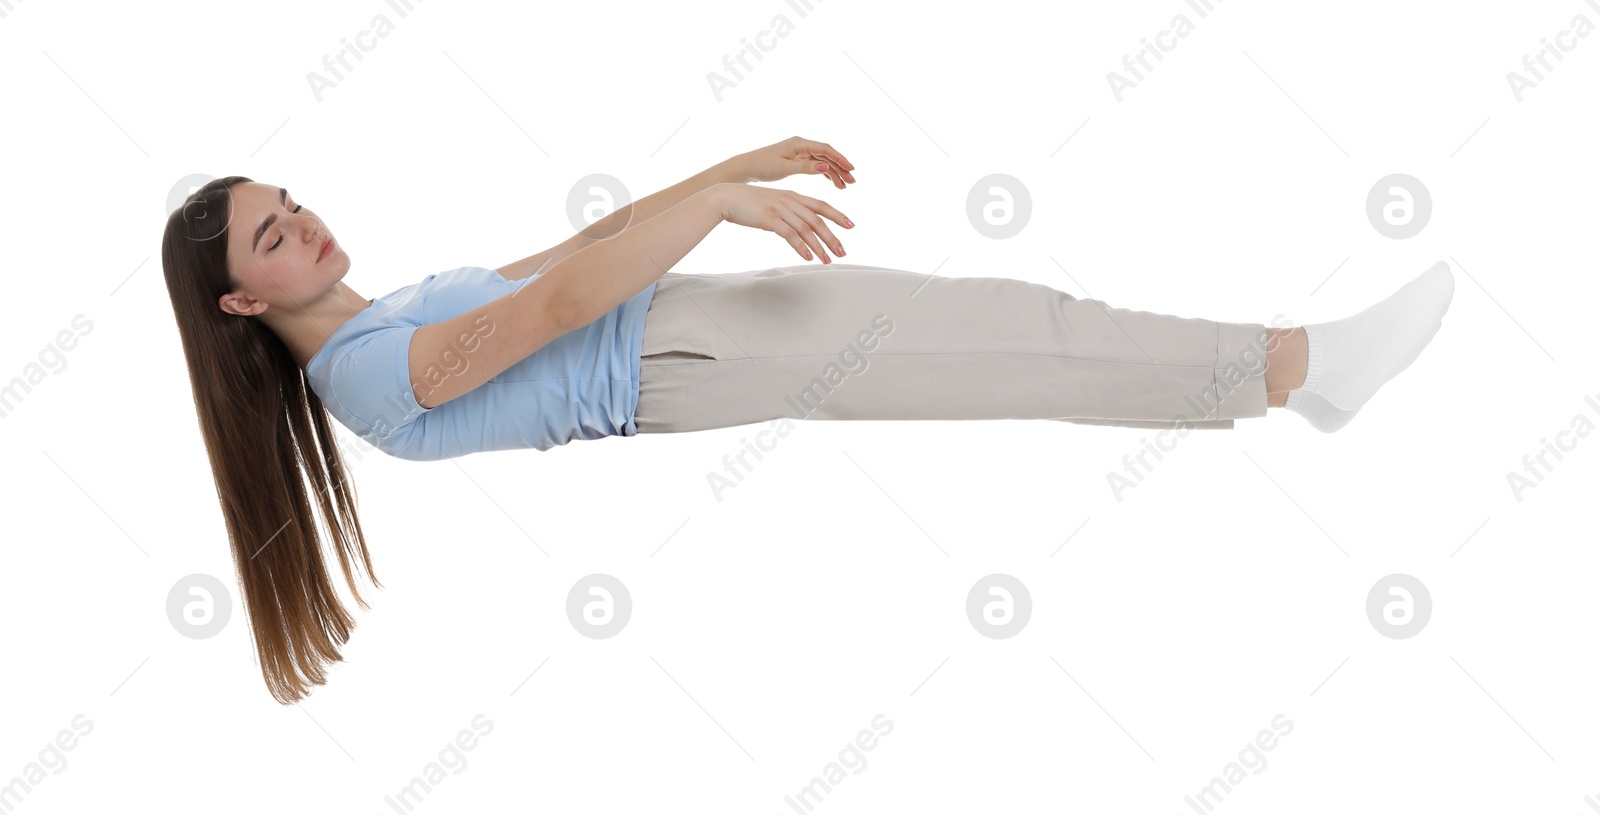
left=319, top=325, right=435, bottom=439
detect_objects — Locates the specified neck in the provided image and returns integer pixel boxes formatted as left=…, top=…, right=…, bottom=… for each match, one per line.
left=261, top=281, right=372, bottom=369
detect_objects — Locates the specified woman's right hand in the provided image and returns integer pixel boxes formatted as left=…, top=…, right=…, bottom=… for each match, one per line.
left=712, top=182, right=854, bottom=264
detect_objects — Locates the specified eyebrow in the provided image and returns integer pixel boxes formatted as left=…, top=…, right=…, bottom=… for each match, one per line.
left=252, top=187, right=291, bottom=252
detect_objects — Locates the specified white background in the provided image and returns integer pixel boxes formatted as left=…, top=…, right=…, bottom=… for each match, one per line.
left=2, top=0, right=1596, bottom=812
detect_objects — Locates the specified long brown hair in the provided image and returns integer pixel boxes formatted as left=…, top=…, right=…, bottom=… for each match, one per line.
left=161, top=176, right=379, bottom=705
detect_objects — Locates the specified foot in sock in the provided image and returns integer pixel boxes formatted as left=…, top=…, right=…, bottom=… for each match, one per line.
left=1285, top=389, right=1359, bottom=433
left=1294, top=260, right=1455, bottom=411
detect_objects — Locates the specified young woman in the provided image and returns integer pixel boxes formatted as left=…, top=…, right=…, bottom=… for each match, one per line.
left=160, top=137, right=1454, bottom=704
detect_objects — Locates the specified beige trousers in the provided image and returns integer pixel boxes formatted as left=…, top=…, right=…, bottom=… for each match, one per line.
left=632, top=264, right=1270, bottom=435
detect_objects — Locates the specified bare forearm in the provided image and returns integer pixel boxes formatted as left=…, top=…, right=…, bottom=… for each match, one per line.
left=544, top=184, right=727, bottom=330
left=603, top=161, right=745, bottom=233
left=543, top=161, right=745, bottom=267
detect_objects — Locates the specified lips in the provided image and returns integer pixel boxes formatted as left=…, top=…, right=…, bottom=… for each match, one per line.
left=318, top=236, right=335, bottom=261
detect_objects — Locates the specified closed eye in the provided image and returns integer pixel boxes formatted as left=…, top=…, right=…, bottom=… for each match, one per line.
left=269, top=204, right=306, bottom=251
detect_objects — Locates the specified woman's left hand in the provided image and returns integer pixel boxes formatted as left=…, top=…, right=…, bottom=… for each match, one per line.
left=725, top=136, right=857, bottom=189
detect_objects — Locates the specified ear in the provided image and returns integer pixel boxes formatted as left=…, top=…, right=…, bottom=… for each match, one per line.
left=217, top=289, right=268, bottom=317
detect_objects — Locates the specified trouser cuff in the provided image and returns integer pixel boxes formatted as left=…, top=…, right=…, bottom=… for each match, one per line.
left=1212, top=321, right=1272, bottom=421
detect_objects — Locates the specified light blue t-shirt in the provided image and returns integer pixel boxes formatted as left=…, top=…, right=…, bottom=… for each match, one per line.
left=306, top=265, right=658, bottom=461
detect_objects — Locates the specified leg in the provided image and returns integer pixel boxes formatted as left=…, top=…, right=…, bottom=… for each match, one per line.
left=632, top=264, right=1274, bottom=435
left=1264, top=326, right=1308, bottom=408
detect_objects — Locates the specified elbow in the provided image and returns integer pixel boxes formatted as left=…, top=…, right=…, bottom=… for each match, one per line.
left=537, top=277, right=587, bottom=332
left=550, top=297, right=586, bottom=333
left=537, top=248, right=616, bottom=331
left=550, top=293, right=593, bottom=332
left=535, top=268, right=600, bottom=332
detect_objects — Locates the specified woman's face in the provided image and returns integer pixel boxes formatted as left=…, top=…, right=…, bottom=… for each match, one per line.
left=219, top=181, right=346, bottom=316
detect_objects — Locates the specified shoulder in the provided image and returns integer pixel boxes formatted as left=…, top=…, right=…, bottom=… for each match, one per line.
left=306, top=266, right=507, bottom=431
left=308, top=322, right=431, bottom=440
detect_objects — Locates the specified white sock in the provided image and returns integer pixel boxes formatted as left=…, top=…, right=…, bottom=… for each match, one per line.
left=1284, top=389, right=1358, bottom=433
left=1295, top=260, right=1455, bottom=411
